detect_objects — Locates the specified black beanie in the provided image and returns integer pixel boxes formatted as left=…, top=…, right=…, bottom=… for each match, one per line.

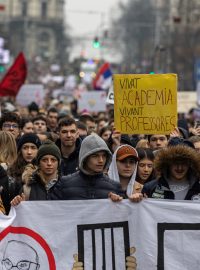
left=28, top=102, right=39, bottom=112
left=17, top=133, right=41, bottom=151
left=36, top=140, right=61, bottom=164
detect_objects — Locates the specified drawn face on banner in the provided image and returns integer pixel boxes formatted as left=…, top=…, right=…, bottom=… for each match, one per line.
left=0, top=228, right=55, bottom=270
left=2, top=240, right=40, bottom=270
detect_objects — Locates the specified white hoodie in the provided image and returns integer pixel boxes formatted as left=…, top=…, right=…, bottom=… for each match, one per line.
left=108, top=144, right=138, bottom=196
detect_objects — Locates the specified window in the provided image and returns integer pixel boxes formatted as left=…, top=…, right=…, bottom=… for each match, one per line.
left=41, top=1, right=48, bottom=18
left=21, top=1, right=27, bottom=16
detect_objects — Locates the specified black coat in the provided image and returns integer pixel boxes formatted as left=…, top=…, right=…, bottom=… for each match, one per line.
left=56, top=137, right=82, bottom=176
left=142, top=176, right=200, bottom=200
left=49, top=171, right=125, bottom=200
left=24, top=172, right=60, bottom=201
left=0, top=165, right=10, bottom=214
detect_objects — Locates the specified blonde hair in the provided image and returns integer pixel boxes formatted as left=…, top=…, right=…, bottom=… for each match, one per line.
left=0, top=131, right=17, bottom=165
left=136, top=139, right=149, bottom=149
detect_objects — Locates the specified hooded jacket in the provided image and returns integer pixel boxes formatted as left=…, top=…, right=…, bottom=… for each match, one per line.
left=50, top=134, right=124, bottom=200
left=79, top=134, right=112, bottom=174
left=108, top=145, right=139, bottom=196
left=142, top=145, right=200, bottom=200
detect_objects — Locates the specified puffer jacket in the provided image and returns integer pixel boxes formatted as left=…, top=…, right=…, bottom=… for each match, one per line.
left=49, top=171, right=125, bottom=200
left=142, top=145, right=200, bottom=200
left=50, top=134, right=125, bottom=200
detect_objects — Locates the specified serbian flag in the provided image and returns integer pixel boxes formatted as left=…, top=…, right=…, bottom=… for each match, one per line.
left=93, top=62, right=112, bottom=90
left=0, top=52, right=27, bottom=97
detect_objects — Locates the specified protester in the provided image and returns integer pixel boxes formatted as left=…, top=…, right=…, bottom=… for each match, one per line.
left=28, top=102, right=39, bottom=118
left=96, top=117, right=108, bottom=133
left=56, top=117, right=82, bottom=175
left=50, top=134, right=125, bottom=200
left=36, top=131, right=58, bottom=143
left=9, top=133, right=41, bottom=198
left=107, top=129, right=135, bottom=153
left=0, top=112, right=21, bottom=140
left=79, top=114, right=97, bottom=134
left=98, top=125, right=112, bottom=144
left=76, top=121, right=88, bottom=140
left=11, top=140, right=61, bottom=203
left=148, top=134, right=168, bottom=150
left=32, top=115, right=47, bottom=134
left=21, top=118, right=34, bottom=134
left=135, top=139, right=149, bottom=148
left=46, top=107, right=58, bottom=132
left=142, top=144, right=200, bottom=200
left=0, top=131, right=17, bottom=214
left=136, top=148, right=155, bottom=186
left=108, top=144, right=141, bottom=195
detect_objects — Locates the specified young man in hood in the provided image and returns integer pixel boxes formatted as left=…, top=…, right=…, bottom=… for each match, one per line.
left=142, top=144, right=200, bottom=200
left=50, top=134, right=124, bottom=200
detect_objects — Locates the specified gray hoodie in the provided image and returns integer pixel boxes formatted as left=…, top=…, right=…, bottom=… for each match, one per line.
left=79, top=134, right=112, bottom=174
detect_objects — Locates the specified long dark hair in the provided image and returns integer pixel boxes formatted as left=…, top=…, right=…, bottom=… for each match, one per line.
left=9, top=150, right=37, bottom=182
left=136, top=148, right=155, bottom=183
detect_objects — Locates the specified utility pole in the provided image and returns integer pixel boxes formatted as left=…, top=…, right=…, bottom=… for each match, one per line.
left=153, top=0, right=164, bottom=73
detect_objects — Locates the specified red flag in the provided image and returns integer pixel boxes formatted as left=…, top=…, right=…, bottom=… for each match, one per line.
left=0, top=52, right=27, bottom=97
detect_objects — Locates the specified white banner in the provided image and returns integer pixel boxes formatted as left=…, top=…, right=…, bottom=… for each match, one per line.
left=0, top=199, right=200, bottom=270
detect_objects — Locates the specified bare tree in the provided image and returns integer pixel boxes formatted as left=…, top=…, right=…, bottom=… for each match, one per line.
left=111, top=0, right=156, bottom=73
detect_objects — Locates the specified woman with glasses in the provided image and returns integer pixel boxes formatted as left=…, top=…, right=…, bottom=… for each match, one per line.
left=0, top=112, right=21, bottom=140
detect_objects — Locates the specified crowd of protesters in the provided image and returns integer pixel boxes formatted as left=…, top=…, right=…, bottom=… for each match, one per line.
left=0, top=98, right=198, bottom=214
left=0, top=98, right=200, bottom=269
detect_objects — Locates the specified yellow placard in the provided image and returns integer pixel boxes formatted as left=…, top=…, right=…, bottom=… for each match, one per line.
left=114, top=74, right=177, bottom=135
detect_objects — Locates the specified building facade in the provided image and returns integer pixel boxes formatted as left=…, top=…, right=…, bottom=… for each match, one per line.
left=0, top=0, right=67, bottom=62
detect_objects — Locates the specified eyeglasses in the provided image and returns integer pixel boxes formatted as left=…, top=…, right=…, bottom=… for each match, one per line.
left=2, top=258, right=39, bottom=270
left=2, top=123, right=19, bottom=129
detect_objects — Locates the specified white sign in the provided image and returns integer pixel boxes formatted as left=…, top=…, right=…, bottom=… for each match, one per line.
left=0, top=48, right=10, bottom=64
left=0, top=200, right=200, bottom=269
left=178, top=91, right=197, bottom=113
left=106, top=85, right=114, bottom=104
left=16, top=84, right=45, bottom=107
left=78, top=91, right=107, bottom=113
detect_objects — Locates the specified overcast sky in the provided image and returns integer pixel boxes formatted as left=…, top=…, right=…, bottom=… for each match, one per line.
left=65, top=0, right=127, bottom=61
left=65, top=0, right=126, bottom=36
